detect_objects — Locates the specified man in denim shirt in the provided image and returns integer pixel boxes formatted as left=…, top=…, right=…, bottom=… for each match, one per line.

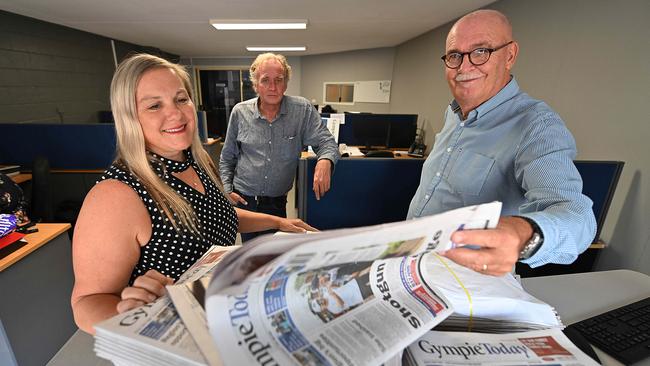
left=220, top=53, right=339, bottom=241
left=407, top=10, right=596, bottom=275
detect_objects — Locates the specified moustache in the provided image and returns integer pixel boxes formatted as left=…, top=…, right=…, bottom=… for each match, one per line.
left=455, top=73, right=484, bottom=82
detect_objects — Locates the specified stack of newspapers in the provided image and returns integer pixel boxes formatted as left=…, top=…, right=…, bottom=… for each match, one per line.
left=94, top=246, right=237, bottom=366
left=93, top=202, right=570, bottom=366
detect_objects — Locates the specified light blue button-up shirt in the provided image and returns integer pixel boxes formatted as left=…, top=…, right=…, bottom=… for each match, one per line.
left=407, top=78, right=596, bottom=267
left=220, top=95, right=339, bottom=197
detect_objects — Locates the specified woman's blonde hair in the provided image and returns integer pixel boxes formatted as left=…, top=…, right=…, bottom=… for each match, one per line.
left=110, top=53, right=222, bottom=234
left=249, top=53, right=292, bottom=92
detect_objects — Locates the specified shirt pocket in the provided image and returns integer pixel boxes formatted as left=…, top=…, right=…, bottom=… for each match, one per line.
left=448, top=150, right=494, bottom=196
left=280, top=127, right=300, bottom=159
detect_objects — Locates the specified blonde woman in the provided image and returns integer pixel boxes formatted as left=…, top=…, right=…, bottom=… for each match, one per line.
left=71, top=54, right=314, bottom=334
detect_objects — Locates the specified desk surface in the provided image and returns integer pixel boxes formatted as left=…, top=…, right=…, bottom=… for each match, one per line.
left=0, top=223, right=71, bottom=272
left=523, top=269, right=650, bottom=366
left=9, top=173, right=32, bottom=184
left=49, top=269, right=650, bottom=366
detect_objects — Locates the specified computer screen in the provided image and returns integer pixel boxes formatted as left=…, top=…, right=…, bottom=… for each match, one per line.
left=335, top=113, right=418, bottom=149
left=351, top=116, right=390, bottom=149
left=387, top=114, right=418, bottom=148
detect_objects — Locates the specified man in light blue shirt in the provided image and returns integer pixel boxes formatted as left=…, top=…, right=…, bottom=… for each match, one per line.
left=407, top=10, right=596, bottom=275
left=220, top=53, right=339, bottom=241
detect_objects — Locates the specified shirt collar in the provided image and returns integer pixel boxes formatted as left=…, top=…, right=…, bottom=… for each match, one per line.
left=450, top=76, right=520, bottom=123
left=254, top=95, right=288, bottom=120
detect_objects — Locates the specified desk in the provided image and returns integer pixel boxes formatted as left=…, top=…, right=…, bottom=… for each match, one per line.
left=523, top=270, right=650, bottom=366
left=9, top=173, right=31, bottom=184
left=0, top=223, right=77, bottom=366
left=49, top=270, right=650, bottom=366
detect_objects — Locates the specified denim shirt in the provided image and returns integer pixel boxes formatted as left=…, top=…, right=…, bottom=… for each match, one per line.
left=407, top=78, right=596, bottom=267
left=220, top=95, right=339, bottom=197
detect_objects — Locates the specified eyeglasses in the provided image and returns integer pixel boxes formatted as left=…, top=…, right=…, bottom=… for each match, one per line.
left=441, top=41, right=513, bottom=69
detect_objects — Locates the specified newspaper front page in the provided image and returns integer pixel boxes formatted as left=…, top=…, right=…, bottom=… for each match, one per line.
left=203, top=202, right=559, bottom=366
left=403, top=329, right=600, bottom=365
left=95, top=202, right=567, bottom=366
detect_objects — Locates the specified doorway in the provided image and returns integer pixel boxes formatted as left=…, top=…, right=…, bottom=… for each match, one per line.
left=196, top=68, right=256, bottom=139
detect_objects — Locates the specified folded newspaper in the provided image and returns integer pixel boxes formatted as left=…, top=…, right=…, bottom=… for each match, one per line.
left=94, top=202, right=565, bottom=366
left=403, top=329, right=599, bottom=365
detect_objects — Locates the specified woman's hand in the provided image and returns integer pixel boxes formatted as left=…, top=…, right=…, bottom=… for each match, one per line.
left=228, top=192, right=248, bottom=205
left=116, top=270, right=173, bottom=313
left=277, top=218, right=318, bottom=233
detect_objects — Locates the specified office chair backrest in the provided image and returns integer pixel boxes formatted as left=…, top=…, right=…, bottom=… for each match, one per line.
left=574, top=160, right=624, bottom=242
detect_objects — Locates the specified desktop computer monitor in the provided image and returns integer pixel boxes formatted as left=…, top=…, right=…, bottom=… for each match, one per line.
left=340, top=113, right=418, bottom=150
left=387, top=114, right=418, bottom=149
left=350, top=115, right=390, bottom=149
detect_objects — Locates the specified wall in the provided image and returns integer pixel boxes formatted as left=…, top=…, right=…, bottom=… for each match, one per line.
left=390, top=0, right=650, bottom=275
left=301, top=47, right=396, bottom=113
left=0, top=11, right=179, bottom=125
left=0, top=11, right=114, bottom=124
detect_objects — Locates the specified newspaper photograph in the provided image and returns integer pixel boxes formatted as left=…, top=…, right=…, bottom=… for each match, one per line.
left=403, top=329, right=600, bottom=365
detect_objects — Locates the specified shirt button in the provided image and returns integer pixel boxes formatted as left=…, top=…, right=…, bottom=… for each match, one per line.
left=425, top=194, right=430, bottom=200
left=460, top=122, right=465, bottom=127
left=264, top=176, right=268, bottom=179
left=267, top=158, right=271, bottom=161
left=269, top=141, right=272, bottom=144
left=436, top=172, right=441, bottom=177
left=447, top=147, right=453, bottom=153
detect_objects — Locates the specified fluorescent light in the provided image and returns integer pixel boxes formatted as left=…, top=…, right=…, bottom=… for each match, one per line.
left=246, top=46, right=307, bottom=52
left=210, top=19, right=307, bottom=30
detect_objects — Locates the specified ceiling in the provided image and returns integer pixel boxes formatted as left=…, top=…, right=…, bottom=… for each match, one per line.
left=0, top=0, right=496, bottom=58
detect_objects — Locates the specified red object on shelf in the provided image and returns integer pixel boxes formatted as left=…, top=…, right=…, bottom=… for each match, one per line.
left=0, top=231, right=25, bottom=250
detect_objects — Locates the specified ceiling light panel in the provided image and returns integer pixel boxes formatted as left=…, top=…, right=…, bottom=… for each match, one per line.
left=246, top=46, right=307, bottom=52
left=211, top=19, right=307, bottom=30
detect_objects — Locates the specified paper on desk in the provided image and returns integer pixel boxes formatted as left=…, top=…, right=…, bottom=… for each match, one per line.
left=330, top=113, right=345, bottom=124
left=339, top=144, right=364, bottom=156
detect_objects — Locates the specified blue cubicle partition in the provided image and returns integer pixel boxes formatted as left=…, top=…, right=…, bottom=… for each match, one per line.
left=0, top=123, right=116, bottom=170
left=297, top=157, right=425, bottom=230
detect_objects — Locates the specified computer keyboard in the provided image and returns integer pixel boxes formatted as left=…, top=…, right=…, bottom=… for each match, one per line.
left=569, top=296, right=650, bottom=365
left=364, top=150, right=394, bottom=158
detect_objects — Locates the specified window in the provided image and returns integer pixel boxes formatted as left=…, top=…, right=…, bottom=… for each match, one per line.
left=323, top=82, right=354, bottom=105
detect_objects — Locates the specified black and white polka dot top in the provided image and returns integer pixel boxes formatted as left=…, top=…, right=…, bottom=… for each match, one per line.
left=100, top=150, right=238, bottom=284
